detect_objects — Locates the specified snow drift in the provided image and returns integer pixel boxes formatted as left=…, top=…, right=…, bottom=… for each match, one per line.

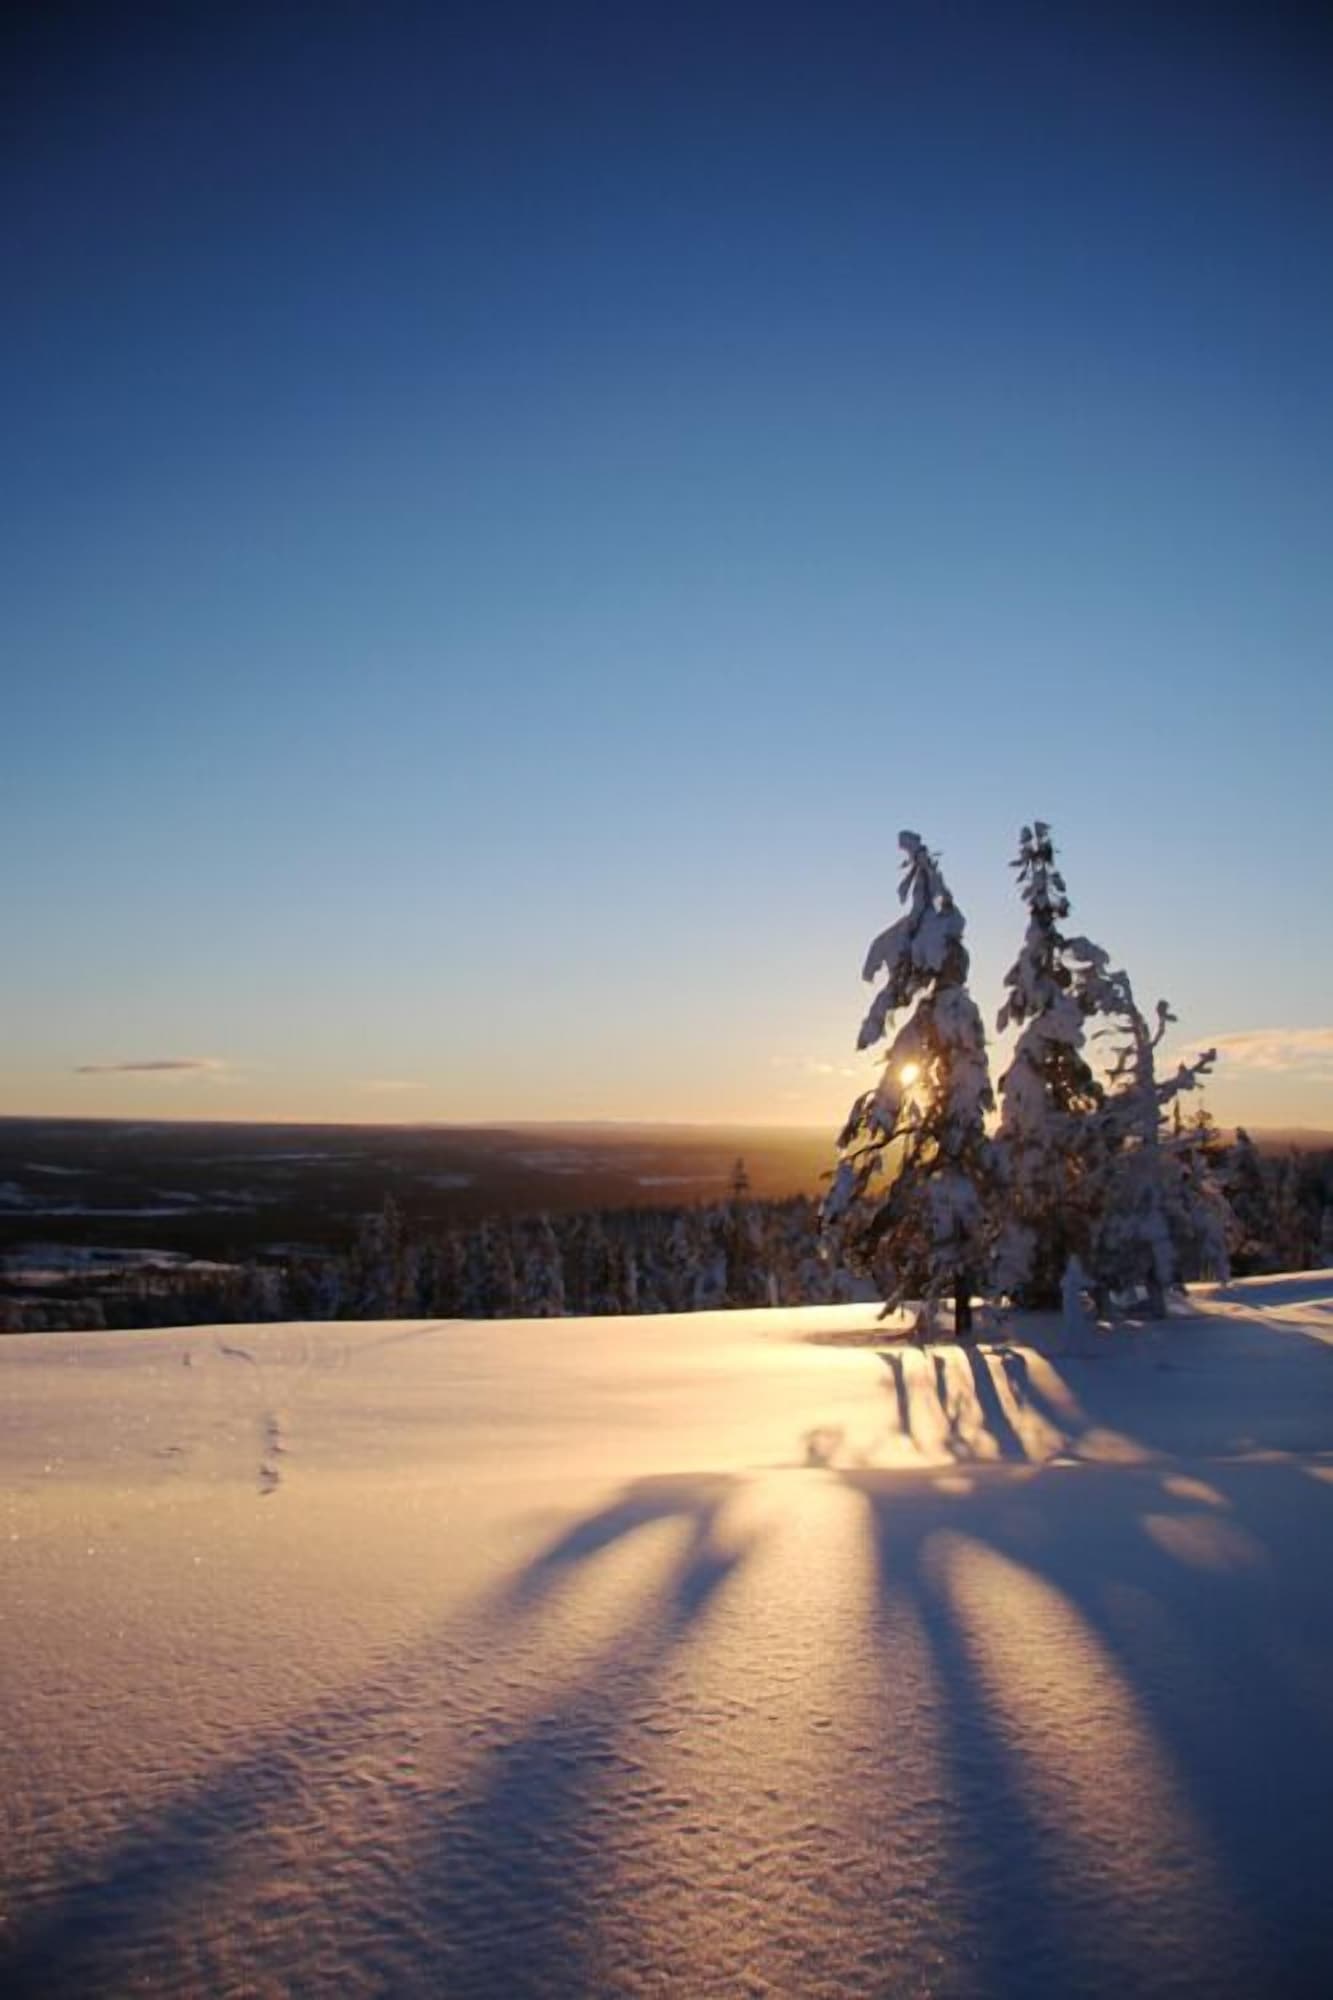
left=3, top=1278, right=1333, bottom=1996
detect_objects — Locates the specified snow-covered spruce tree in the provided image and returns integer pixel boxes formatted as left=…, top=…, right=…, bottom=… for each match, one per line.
left=1224, top=1128, right=1279, bottom=1273
left=993, top=821, right=1104, bottom=1307
left=823, top=831, right=993, bottom=1337
left=1075, top=949, right=1217, bottom=1315
left=462, top=1220, right=518, bottom=1317
left=415, top=1231, right=466, bottom=1316
left=1165, top=1106, right=1234, bottom=1283
left=691, top=1210, right=730, bottom=1310
left=519, top=1216, right=567, bottom=1317
left=610, top=1236, right=640, bottom=1314
left=566, top=1215, right=619, bottom=1315
left=1270, top=1153, right=1319, bottom=1272
left=724, top=1157, right=770, bottom=1306
left=348, top=1196, right=409, bottom=1316
left=1304, top=1184, right=1328, bottom=1264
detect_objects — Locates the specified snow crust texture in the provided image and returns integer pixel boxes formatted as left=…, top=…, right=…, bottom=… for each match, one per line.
left=4, top=1281, right=1333, bottom=1997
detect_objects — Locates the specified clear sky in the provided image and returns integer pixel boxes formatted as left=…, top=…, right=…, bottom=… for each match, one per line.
left=5, top=1, right=1331, bottom=1132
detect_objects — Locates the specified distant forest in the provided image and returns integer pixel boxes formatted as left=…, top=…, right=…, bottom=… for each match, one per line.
left=4, top=1133, right=1330, bottom=1334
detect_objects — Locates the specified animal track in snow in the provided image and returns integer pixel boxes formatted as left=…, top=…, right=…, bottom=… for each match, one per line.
left=259, top=1413, right=286, bottom=1495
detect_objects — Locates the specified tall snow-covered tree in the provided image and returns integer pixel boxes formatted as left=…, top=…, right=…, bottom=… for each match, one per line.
left=993, top=821, right=1104, bottom=1307
left=823, top=831, right=993, bottom=1336
left=1075, top=950, right=1217, bottom=1314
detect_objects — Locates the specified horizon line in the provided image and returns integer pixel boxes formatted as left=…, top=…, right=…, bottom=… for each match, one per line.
left=2, top=1110, right=1331, bottom=1145
left=0, top=1110, right=839, bottom=1136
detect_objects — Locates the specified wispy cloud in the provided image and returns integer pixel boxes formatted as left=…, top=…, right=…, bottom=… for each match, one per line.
left=358, top=1078, right=426, bottom=1093
left=770, top=1055, right=860, bottom=1080
left=1189, top=1028, right=1333, bottom=1077
left=74, top=1056, right=231, bottom=1077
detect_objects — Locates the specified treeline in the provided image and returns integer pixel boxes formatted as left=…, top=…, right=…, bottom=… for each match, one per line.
left=0, top=1182, right=845, bottom=1332
left=3, top=1136, right=1330, bottom=1333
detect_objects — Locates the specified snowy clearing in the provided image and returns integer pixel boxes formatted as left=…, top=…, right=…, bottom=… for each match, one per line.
left=3, top=1278, right=1333, bottom=1996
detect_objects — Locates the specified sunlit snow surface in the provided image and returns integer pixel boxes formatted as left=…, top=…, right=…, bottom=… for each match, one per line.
left=4, top=1278, right=1333, bottom=1997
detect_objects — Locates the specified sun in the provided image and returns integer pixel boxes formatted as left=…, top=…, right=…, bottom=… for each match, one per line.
left=899, top=1060, right=922, bottom=1087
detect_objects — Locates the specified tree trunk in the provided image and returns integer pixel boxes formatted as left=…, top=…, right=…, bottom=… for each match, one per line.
left=954, top=1273, right=974, bottom=1338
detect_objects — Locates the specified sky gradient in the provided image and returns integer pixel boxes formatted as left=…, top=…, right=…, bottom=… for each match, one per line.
left=5, top=1, right=1332, bottom=1131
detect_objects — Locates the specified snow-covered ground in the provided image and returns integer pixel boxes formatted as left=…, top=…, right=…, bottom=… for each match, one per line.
left=3, top=1279, right=1333, bottom=1997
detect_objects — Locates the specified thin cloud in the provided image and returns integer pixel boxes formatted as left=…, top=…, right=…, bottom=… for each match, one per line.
left=74, top=1056, right=231, bottom=1076
left=770, top=1055, right=861, bottom=1080
left=1191, top=1028, right=1333, bottom=1077
left=359, top=1078, right=426, bottom=1093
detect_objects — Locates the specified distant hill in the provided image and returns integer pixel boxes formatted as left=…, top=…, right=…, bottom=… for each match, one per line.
left=0, top=1116, right=836, bottom=1265
left=1242, top=1128, right=1333, bottom=1154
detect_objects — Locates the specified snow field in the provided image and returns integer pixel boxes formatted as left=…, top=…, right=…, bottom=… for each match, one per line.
left=3, top=1279, right=1333, bottom=1995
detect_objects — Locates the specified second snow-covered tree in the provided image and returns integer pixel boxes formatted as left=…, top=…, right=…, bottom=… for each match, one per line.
left=993, top=821, right=1104, bottom=1308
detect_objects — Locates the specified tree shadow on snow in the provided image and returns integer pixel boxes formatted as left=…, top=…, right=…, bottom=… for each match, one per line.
left=409, top=1477, right=762, bottom=1996
left=878, top=1344, right=1036, bottom=1462
left=1, top=1472, right=758, bottom=1999
left=876, top=1311, right=1333, bottom=1471
left=504, top=1471, right=747, bottom=1620
left=842, top=1456, right=1333, bottom=1998
left=10, top=1335, right=1333, bottom=2000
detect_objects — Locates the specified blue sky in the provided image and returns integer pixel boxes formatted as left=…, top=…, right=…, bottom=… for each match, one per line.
left=5, top=1, right=1331, bottom=1129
